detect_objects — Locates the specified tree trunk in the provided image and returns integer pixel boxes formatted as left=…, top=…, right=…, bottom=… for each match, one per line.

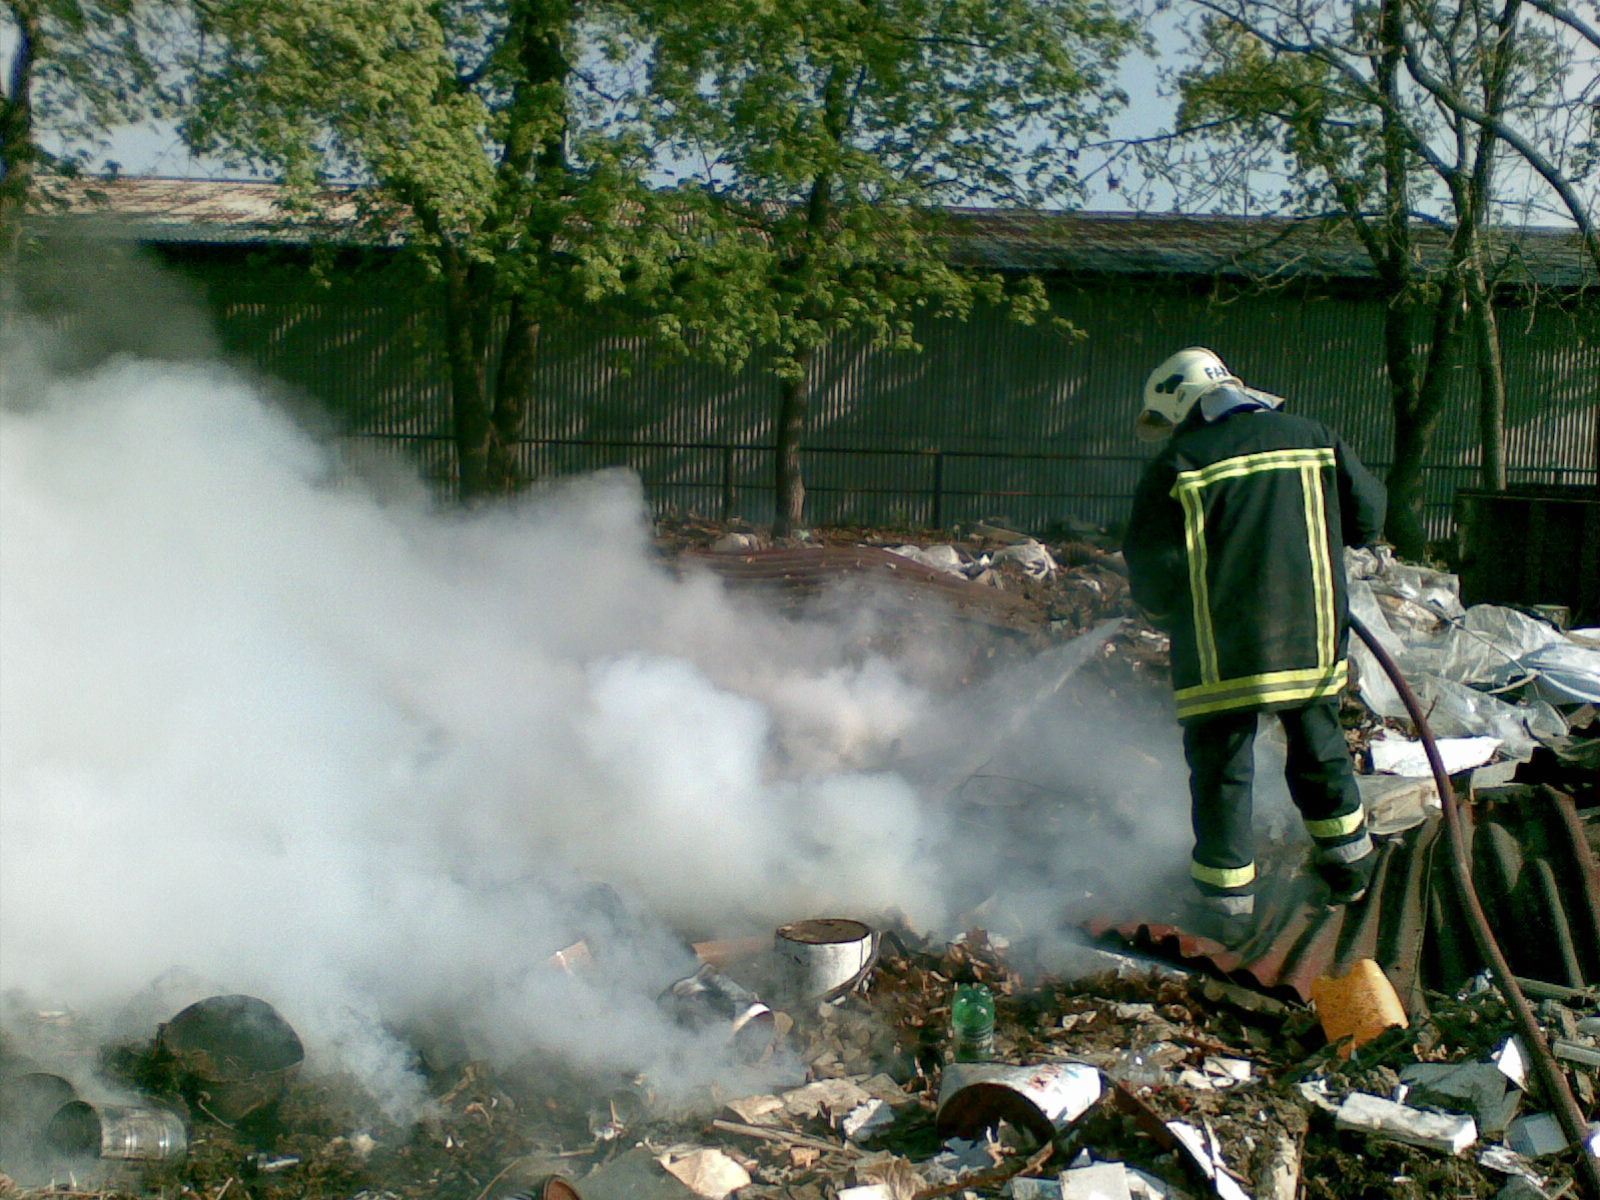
left=1468, top=273, right=1507, bottom=490
left=0, top=2, right=39, bottom=391
left=1386, top=407, right=1434, bottom=561
left=488, top=294, right=538, bottom=495
left=772, top=350, right=813, bottom=537
left=1384, top=287, right=1464, bottom=560
left=1379, top=292, right=1426, bottom=559
left=439, top=258, right=494, bottom=502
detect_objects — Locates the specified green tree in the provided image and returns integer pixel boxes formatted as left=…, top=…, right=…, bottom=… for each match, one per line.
left=1166, top=0, right=1595, bottom=557
left=184, top=0, right=667, bottom=500
left=641, top=0, right=1140, bottom=535
left=1, top=1, right=169, bottom=287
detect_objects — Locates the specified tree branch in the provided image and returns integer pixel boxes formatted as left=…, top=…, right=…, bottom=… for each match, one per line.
left=1399, top=21, right=1600, bottom=278
left=1521, top=0, right=1600, bottom=51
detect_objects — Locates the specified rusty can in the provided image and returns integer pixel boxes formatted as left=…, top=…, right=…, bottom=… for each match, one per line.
left=500, top=1176, right=583, bottom=1200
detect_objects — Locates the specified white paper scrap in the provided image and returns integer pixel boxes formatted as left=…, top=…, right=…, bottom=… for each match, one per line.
left=1369, top=732, right=1501, bottom=777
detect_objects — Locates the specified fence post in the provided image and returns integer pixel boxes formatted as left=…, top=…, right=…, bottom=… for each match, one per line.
left=721, top=446, right=735, bottom=522
left=931, top=451, right=944, bottom=530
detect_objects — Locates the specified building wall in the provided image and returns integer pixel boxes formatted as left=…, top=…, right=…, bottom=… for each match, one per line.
left=173, top=252, right=1600, bottom=536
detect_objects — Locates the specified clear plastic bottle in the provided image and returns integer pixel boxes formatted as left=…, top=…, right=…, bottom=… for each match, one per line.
left=950, top=983, right=997, bottom=1062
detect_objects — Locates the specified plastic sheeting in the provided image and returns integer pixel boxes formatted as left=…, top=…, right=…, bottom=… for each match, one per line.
left=1346, top=551, right=1599, bottom=758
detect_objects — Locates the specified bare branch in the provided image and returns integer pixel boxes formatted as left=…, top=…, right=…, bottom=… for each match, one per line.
left=1521, top=0, right=1600, bottom=51
left=1400, top=21, right=1600, bottom=276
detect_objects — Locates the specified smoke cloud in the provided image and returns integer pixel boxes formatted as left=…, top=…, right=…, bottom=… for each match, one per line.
left=0, top=315, right=1194, bottom=1124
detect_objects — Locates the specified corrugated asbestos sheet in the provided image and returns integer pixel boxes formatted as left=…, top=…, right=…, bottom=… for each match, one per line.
left=31, top=177, right=1600, bottom=533
left=1086, top=785, right=1600, bottom=1012
left=41, top=179, right=1594, bottom=289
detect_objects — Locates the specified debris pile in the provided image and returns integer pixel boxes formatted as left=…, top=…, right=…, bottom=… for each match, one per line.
left=8, top=925, right=1600, bottom=1200
left=4, top=519, right=1596, bottom=1200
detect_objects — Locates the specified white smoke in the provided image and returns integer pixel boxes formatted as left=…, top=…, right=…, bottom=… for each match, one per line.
left=0, top=327, right=1192, bottom=1123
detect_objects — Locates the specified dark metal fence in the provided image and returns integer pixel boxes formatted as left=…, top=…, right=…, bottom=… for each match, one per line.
left=215, top=269, right=1599, bottom=537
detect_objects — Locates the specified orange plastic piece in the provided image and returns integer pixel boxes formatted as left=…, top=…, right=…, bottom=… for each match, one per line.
left=1310, top=958, right=1409, bottom=1057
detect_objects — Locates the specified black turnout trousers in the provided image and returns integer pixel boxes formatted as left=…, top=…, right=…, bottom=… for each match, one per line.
left=1181, top=697, right=1363, bottom=889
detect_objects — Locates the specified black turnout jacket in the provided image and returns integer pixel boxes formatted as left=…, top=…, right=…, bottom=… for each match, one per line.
left=1124, top=406, right=1386, bottom=722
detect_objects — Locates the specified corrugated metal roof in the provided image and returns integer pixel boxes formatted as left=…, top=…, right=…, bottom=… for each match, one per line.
left=945, top=207, right=1596, bottom=289
left=1087, top=784, right=1600, bottom=1011
left=29, top=176, right=1596, bottom=287
left=28, top=176, right=364, bottom=246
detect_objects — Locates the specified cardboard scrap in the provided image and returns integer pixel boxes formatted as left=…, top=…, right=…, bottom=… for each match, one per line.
left=1165, top=1121, right=1251, bottom=1200
left=1505, top=1113, right=1572, bottom=1159
left=1369, top=732, right=1501, bottom=776
left=780, top=1076, right=874, bottom=1121
left=722, top=1094, right=783, bottom=1126
left=841, top=1097, right=895, bottom=1141
left=577, top=1147, right=699, bottom=1200
left=657, top=1148, right=751, bottom=1199
left=1494, top=1037, right=1530, bottom=1089
left=1400, top=1061, right=1520, bottom=1135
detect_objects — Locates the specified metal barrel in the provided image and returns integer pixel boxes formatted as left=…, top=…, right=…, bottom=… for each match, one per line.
left=45, top=1100, right=189, bottom=1162
left=935, top=1062, right=1103, bottom=1144
left=0, top=1073, right=77, bottom=1161
left=773, top=918, right=878, bottom=1002
left=157, top=994, right=303, bottom=1122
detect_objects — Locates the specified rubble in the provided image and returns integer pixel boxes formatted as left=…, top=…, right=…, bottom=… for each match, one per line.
left=1346, top=549, right=1600, bottom=760
left=2, top=519, right=1595, bottom=1200
left=6, top=920, right=1600, bottom=1200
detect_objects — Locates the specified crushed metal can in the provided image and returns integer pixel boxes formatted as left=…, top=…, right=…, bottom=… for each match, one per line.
left=657, top=964, right=776, bottom=1061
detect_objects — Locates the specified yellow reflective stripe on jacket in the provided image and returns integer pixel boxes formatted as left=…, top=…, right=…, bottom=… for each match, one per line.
left=1174, top=446, right=1336, bottom=491
left=1177, top=482, right=1220, bottom=683
left=1300, top=463, right=1336, bottom=668
left=1191, top=860, right=1256, bottom=889
left=1305, top=809, right=1366, bottom=839
left=1170, top=445, right=1343, bottom=707
left=1175, top=661, right=1349, bottom=719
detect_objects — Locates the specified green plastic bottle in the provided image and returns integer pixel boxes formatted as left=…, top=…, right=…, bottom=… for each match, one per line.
left=950, top=983, right=996, bottom=1062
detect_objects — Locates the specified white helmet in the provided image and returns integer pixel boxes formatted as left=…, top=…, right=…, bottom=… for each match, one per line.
left=1137, top=347, right=1240, bottom=441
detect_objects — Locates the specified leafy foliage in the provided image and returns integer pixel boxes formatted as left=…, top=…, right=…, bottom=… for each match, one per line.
left=183, top=0, right=674, bottom=497
left=637, top=0, right=1140, bottom=528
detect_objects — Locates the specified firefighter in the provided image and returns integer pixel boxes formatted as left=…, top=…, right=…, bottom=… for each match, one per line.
left=1122, top=347, right=1388, bottom=947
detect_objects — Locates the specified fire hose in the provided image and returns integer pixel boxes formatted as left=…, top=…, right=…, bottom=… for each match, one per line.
left=1349, top=614, right=1600, bottom=1200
